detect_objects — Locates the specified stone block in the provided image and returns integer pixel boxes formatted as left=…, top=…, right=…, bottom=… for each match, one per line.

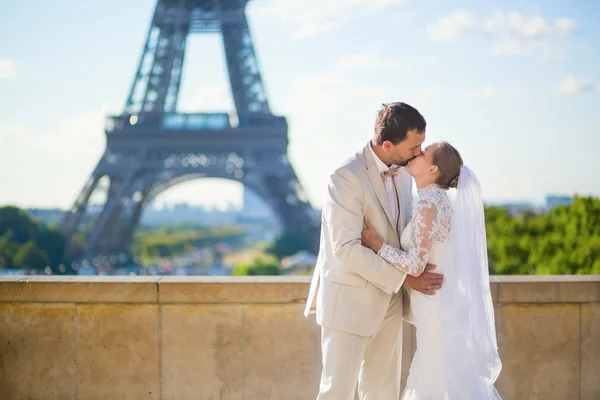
left=582, top=303, right=600, bottom=400
left=161, top=304, right=244, bottom=400
left=244, top=304, right=321, bottom=399
left=77, top=304, right=159, bottom=399
left=556, top=282, right=599, bottom=303
left=0, top=303, right=76, bottom=400
left=158, top=277, right=310, bottom=304
left=495, top=304, right=579, bottom=400
left=499, top=282, right=557, bottom=303
left=0, top=276, right=158, bottom=303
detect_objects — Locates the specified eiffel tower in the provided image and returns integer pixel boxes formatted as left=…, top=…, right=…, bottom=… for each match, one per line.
left=61, top=0, right=316, bottom=260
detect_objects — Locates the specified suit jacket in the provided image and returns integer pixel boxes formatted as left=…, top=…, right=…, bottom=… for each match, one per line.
left=304, top=142, right=414, bottom=337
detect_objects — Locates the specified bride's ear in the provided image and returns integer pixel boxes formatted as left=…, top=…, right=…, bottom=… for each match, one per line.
left=429, top=165, right=439, bottom=175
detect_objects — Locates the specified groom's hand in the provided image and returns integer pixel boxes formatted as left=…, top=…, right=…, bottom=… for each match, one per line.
left=404, top=264, right=443, bottom=295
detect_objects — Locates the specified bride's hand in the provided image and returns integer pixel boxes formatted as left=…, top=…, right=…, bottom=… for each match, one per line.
left=361, top=216, right=383, bottom=252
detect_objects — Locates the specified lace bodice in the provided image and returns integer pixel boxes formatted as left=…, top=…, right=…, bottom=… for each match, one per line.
left=377, top=184, right=452, bottom=276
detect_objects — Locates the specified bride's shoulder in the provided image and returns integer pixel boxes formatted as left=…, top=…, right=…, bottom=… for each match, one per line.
left=414, top=186, right=451, bottom=213
left=416, top=185, right=447, bottom=203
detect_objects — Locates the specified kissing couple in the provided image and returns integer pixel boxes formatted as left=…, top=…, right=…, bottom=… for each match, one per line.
left=305, top=102, right=502, bottom=399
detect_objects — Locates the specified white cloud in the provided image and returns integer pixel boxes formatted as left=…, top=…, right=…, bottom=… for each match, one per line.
left=337, top=51, right=400, bottom=70
left=414, top=88, right=441, bottom=103
left=554, top=18, right=577, bottom=35
left=427, top=10, right=577, bottom=56
left=283, top=73, right=392, bottom=113
left=281, top=72, right=442, bottom=119
left=463, top=85, right=496, bottom=99
left=0, top=124, right=27, bottom=145
left=1, top=107, right=112, bottom=155
left=426, top=10, right=486, bottom=42
left=253, top=0, right=405, bottom=38
left=0, top=106, right=119, bottom=208
left=0, top=59, right=16, bottom=78
left=559, top=75, right=597, bottom=94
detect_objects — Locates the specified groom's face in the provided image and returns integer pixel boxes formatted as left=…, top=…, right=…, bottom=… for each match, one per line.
left=385, top=129, right=425, bottom=166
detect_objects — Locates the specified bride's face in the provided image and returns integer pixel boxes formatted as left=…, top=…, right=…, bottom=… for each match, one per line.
left=405, top=144, right=436, bottom=178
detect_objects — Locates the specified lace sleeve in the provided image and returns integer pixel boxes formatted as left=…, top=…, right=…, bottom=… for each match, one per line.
left=377, top=199, right=439, bottom=276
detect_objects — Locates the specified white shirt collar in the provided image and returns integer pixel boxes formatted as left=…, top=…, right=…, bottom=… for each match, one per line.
left=368, top=141, right=396, bottom=174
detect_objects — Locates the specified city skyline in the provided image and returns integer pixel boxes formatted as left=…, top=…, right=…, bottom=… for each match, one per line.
left=1, top=0, right=599, bottom=211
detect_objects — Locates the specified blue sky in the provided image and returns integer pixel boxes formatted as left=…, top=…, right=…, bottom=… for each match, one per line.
left=0, top=0, right=599, bottom=211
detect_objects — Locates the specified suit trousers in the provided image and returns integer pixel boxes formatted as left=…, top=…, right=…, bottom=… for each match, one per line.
left=316, top=291, right=404, bottom=400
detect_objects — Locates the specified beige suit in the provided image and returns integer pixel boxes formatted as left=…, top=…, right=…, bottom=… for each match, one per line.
left=305, top=142, right=413, bottom=399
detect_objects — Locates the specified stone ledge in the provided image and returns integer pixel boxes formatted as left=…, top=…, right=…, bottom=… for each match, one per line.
left=0, top=276, right=598, bottom=304
left=491, top=275, right=600, bottom=283
left=158, top=281, right=309, bottom=303
left=494, top=276, right=600, bottom=303
left=0, top=277, right=159, bottom=303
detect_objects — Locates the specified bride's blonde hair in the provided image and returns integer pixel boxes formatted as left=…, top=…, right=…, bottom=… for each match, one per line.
left=431, top=142, right=463, bottom=189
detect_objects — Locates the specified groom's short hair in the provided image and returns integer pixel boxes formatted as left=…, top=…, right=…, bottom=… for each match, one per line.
left=373, top=102, right=426, bottom=145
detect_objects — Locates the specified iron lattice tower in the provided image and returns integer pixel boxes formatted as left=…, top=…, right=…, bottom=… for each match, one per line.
left=61, top=0, right=316, bottom=260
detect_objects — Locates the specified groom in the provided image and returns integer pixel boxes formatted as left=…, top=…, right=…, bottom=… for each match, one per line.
left=304, top=102, right=444, bottom=399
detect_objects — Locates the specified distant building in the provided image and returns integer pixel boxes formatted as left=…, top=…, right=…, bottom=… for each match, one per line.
left=545, top=195, right=573, bottom=209
left=173, top=203, right=190, bottom=210
left=502, top=202, right=538, bottom=216
left=26, top=208, right=65, bottom=225
left=487, top=202, right=539, bottom=216
left=486, top=195, right=574, bottom=216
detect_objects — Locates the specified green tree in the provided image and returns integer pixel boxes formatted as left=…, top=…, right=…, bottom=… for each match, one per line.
left=0, top=230, right=19, bottom=269
left=0, top=206, right=38, bottom=243
left=133, top=225, right=245, bottom=264
left=267, top=225, right=320, bottom=259
left=485, top=196, right=600, bottom=275
left=35, top=228, right=67, bottom=269
left=234, top=257, right=281, bottom=276
left=13, top=241, right=50, bottom=271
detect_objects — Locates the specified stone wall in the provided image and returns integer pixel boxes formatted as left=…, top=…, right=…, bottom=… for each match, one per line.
left=0, top=275, right=598, bottom=400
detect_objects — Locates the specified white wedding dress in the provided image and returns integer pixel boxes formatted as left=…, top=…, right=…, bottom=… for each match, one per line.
left=377, top=181, right=502, bottom=400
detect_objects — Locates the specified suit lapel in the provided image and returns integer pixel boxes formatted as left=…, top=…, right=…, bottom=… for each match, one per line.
left=392, top=176, right=402, bottom=230
left=394, top=168, right=412, bottom=235
left=362, top=144, right=395, bottom=229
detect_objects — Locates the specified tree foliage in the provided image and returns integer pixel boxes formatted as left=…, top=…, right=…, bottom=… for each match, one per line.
left=233, top=257, right=281, bottom=276
left=0, top=206, right=38, bottom=244
left=267, top=225, right=321, bottom=259
left=0, top=206, right=68, bottom=272
left=485, top=196, right=600, bottom=275
left=35, top=229, right=67, bottom=269
left=132, top=224, right=245, bottom=264
left=13, top=241, right=50, bottom=270
left=0, top=230, right=19, bottom=269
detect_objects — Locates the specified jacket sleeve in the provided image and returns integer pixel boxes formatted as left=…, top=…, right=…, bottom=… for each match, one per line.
left=324, top=168, right=407, bottom=294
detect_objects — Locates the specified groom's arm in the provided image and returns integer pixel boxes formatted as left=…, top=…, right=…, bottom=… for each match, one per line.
left=324, top=169, right=407, bottom=295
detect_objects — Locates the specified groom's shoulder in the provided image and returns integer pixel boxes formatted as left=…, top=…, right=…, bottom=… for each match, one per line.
left=324, top=149, right=365, bottom=192
left=331, top=148, right=364, bottom=176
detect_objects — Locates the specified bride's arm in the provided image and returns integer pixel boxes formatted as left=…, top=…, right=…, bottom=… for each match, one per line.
left=362, top=199, right=439, bottom=277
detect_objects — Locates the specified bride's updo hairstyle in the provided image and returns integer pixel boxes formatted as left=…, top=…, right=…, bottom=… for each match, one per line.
left=431, top=141, right=463, bottom=189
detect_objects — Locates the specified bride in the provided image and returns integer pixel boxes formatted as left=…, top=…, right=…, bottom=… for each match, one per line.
left=360, top=141, right=502, bottom=399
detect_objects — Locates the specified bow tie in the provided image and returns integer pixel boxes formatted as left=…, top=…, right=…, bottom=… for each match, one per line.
left=380, top=166, right=401, bottom=180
